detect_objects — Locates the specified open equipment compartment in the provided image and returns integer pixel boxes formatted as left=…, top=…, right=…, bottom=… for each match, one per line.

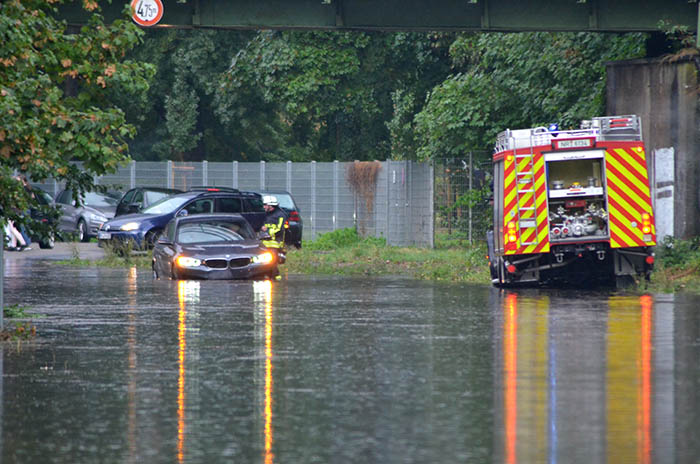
left=545, top=149, right=608, bottom=242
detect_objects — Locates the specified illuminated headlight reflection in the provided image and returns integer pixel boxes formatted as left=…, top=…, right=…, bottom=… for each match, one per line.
left=120, top=222, right=140, bottom=231
left=176, top=256, right=201, bottom=268
left=252, top=252, right=274, bottom=264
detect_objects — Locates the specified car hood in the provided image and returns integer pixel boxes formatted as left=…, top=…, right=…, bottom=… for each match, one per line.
left=180, top=241, right=266, bottom=257
left=84, top=205, right=116, bottom=219
left=103, top=213, right=158, bottom=227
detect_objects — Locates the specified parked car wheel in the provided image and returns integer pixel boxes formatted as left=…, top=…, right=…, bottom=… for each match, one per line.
left=39, top=232, right=55, bottom=249
left=77, top=219, right=88, bottom=242
left=145, top=229, right=162, bottom=249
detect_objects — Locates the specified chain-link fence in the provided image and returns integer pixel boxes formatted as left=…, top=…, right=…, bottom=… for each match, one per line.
left=433, top=155, right=493, bottom=245
left=32, top=160, right=436, bottom=247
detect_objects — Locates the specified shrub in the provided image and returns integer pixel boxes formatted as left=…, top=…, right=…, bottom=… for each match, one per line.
left=307, top=228, right=385, bottom=250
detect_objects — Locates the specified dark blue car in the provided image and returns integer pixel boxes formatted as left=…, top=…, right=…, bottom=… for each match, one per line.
left=97, top=187, right=266, bottom=250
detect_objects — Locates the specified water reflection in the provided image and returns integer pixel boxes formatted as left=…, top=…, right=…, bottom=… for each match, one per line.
left=253, top=280, right=274, bottom=464
left=495, top=290, right=663, bottom=463
left=2, top=268, right=699, bottom=463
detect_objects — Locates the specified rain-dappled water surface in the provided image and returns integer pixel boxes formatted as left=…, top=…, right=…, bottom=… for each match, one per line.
left=2, top=260, right=700, bottom=463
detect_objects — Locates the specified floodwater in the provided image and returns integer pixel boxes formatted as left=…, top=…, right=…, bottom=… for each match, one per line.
left=1, top=259, right=700, bottom=464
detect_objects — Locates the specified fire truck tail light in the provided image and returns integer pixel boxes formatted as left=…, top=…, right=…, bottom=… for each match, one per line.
left=641, top=213, right=652, bottom=234
left=506, top=264, right=517, bottom=274
left=645, top=255, right=655, bottom=265
left=507, top=221, right=517, bottom=243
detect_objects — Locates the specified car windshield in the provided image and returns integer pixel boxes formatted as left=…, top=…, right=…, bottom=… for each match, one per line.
left=266, top=193, right=295, bottom=210
left=142, top=196, right=191, bottom=215
left=177, top=220, right=254, bottom=244
left=144, top=190, right=177, bottom=204
left=84, top=192, right=118, bottom=207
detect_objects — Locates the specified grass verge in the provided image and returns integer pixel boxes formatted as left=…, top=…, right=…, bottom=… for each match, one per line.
left=286, top=229, right=491, bottom=284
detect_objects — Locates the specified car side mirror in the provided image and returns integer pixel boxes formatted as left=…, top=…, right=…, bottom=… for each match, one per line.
left=156, top=237, right=172, bottom=245
left=176, top=209, right=188, bottom=217
left=127, top=203, right=140, bottom=213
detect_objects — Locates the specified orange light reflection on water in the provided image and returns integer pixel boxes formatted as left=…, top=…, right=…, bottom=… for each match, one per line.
left=639, top=295, right=652, bottom=464
left=257, top=280, right=275, bottom=464
left=127, top=266, right=138, bottom=463
left=504, top=293, right=518, bottom=464
left=177, top=280, right=188, bottom=464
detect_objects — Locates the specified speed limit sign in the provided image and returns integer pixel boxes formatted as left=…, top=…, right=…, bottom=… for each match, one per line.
left=131, top=0, right=164, bottom=27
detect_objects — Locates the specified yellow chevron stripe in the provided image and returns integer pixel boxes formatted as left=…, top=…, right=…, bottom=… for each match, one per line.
left=606, top=169, right=652, bottom=214
left=607, top=189, right=646, bottom=231
left=518, top=191, right=533, bottom=204
left=517, top=156, right=533, bottom=171
left=613, top=148, right=649, bottom=180
left=609, top=221, right=641, bottom=247
left=608, top=151, right=651, bottom=198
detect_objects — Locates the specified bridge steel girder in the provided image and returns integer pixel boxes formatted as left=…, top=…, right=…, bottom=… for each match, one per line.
left=61, top=0, right=698, bottom=32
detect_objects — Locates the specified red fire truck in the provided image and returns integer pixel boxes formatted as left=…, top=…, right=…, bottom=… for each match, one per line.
left=487, top=115, right=656, bottom=287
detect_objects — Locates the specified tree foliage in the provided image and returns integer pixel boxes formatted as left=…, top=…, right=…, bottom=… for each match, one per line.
left=126, top=29, right=647, bottom=164
left=216, top=30, right=452, bottom=161
left=414, top=32, right=646, bottom=162
left=0, top=0, right=153, bottom=229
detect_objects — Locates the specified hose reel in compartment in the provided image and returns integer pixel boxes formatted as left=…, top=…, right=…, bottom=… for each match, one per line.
left=549, top=198, right=608, bottom=240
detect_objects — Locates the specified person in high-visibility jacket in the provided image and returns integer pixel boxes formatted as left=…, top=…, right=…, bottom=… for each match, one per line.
left=261, top=194, right=287, bottom=263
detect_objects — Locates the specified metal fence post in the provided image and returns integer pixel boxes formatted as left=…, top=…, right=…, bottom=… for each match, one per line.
left=167, top=160, right=173, bottom=189
left=469, top=152, right=473, bottom=243
left=0, top=227, right=3, bottom=330
left=386, top=159, right=391, bottom=245
left=429, top=162, right=435, bottom=249
left=232, top=161, right=238, bottom=189
left=260, top=161, right=265, bottom=190
left=286, top=161, right=292, bottom=193
left=333, top=160, right=338, bottom=230
left=408, top=161, right=413, bottom=246
left=130, top=160, right=136, bottom=189
left=202, top=160, right=208, bottom=186
left=311, top=161, right=316, bottom=239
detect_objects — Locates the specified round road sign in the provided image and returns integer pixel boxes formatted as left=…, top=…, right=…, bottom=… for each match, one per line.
left=131, top=0, right=164, bottom=27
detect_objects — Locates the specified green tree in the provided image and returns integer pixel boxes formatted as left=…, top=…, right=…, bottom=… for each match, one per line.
left=219, top=31, right=452, bottom=161
left=414, top=32, right=647, bottom=162
left=0, top=0, right=154, bottom=234
left=121, top=29, right=277, bottom=162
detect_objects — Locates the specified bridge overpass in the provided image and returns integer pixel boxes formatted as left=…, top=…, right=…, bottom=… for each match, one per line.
left=62, top=0, right=698, bottom=33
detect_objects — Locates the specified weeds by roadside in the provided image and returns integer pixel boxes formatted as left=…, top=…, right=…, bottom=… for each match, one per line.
left=643, top=236, right=700, bottom=293
left=2, top=304, right=38, bottom=343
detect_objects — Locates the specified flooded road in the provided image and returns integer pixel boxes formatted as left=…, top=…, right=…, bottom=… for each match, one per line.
left=1, top=258, right=700, bottom=463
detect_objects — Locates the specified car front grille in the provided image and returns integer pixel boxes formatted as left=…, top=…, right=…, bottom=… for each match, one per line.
left=203, top=258, right=252, bottom=269
left=204, top=259, right=228, bottom=269
left=229, top=258, right=251, bottom=268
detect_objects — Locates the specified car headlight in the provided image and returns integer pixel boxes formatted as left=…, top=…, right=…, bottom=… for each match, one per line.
left=252, top=252, right=274, bottom=264
left=88, top=212, right=108, bottom=222
left=176, top=256, right=201, bottom=268
left=120, top=222, right=140, bottom=231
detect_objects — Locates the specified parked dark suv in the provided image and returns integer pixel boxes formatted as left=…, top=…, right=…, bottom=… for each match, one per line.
left=98, top=187, right=266, bottom=250
left=115, top=187, right=183, bottom=216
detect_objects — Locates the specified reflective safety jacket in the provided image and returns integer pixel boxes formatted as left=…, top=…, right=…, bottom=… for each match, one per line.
left=262, top=208, right=286, bottom=249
